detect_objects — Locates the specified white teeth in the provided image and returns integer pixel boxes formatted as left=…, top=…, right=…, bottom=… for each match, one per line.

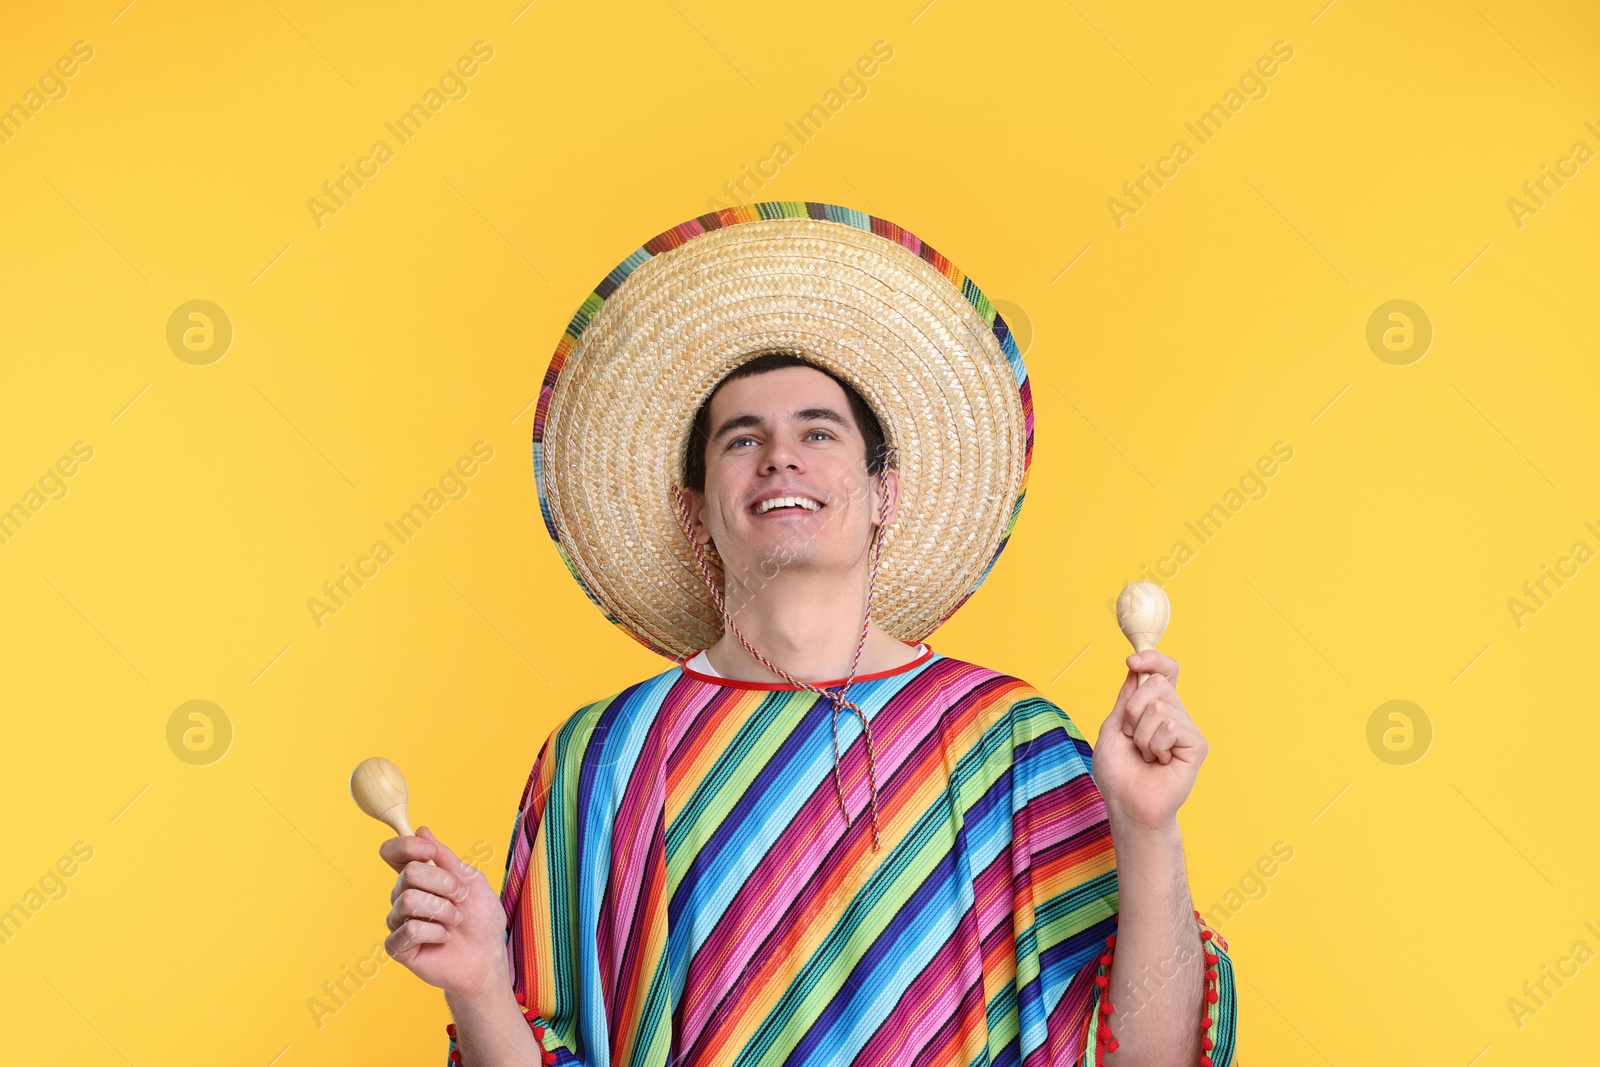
left=755, top=495, right=822, bottom=514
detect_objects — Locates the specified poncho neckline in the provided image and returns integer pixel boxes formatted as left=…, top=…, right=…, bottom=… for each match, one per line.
left=675, top=642, right=937, bottom=690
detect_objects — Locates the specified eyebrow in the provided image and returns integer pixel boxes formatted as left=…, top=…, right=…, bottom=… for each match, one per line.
left=711, top=407, right=853, bottom=445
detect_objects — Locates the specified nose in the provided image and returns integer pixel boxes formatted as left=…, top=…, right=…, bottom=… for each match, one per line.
left=759, top=436, right=802, bottom=473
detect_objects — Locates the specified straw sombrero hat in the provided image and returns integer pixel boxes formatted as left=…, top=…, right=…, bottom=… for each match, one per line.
left=532, top=201, right=1034, bottom=663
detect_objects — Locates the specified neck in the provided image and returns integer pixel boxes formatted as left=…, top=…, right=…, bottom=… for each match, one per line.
left=704, top=563, right=919, bottom=684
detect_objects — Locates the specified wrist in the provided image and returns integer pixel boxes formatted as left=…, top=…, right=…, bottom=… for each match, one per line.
left=1106, top=808, right=1181, bottom=843
left=444, top=958, right=514, bottom=1016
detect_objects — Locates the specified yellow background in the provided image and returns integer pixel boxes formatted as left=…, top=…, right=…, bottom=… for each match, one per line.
left=2, top=0, right=1597, bottom=1063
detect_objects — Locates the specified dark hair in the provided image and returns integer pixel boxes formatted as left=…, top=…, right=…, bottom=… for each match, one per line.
left=682, top=352, right=888, bottom=493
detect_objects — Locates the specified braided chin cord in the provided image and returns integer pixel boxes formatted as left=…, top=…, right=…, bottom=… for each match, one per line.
left=671, top=444, right=898, bottom=853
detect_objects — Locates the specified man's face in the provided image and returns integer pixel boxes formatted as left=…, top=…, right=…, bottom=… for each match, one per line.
left=683, top=365, right=898, bottom=586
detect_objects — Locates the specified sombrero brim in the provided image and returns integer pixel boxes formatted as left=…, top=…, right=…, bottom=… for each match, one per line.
left=533, top=202, right=1033, bottom=663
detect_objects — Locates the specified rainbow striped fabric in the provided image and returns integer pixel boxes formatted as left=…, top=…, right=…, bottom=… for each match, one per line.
left=453, top=648, right=1237, bottom=1067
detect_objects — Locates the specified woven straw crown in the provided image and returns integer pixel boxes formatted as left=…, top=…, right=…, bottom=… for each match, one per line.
left=532, top=202, right=1034, bottom=663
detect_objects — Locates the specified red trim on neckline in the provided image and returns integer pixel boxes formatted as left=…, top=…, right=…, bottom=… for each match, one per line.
left=676, top=644, right=936, bottom=690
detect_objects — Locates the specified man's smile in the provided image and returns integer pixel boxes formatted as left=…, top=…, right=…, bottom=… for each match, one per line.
left=748, top=490, right=826, bottom=516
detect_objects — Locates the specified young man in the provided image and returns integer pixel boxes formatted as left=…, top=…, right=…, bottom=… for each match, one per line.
left=377, top=204, right=1237, bottom=1067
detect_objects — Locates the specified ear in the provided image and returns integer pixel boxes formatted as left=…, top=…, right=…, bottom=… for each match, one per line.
left=677, top=487, right=715, bottom=547
left=872, top=466, right=900, bottom=530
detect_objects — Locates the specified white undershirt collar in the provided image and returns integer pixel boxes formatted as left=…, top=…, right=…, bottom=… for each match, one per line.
left=685, top=643, right=928, bottom=678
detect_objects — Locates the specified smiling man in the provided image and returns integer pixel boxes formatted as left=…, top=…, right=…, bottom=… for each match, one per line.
left=373, top=204, right=1238, bottom=1067
left=674, top=354, right=922, bottom=687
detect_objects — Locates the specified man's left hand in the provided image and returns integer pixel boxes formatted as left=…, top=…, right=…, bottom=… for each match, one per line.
left=1092, top=650, right=1208, bottom=832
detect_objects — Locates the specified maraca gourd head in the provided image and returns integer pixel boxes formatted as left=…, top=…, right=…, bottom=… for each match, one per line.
left=1116, top=581, right=1171, bottom=652
left=350, top=756, right=413, bottom=837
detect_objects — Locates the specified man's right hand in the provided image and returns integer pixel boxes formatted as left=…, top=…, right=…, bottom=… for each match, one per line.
left=379, top=825, right=510, bottom=1001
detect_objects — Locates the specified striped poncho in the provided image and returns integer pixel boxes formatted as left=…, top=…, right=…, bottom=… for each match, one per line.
left=457, top=645, right=1237, bottom=1067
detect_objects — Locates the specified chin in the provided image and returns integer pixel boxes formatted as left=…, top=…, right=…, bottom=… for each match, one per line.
left=739, top=540, right=816, bottom=571
left=719, top=517, right=869, bottom=572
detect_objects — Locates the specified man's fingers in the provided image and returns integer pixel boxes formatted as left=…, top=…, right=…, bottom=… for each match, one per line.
left=1147, top=717, right=1177, bottom=765
left=1121, top=673, right=1169, bottom=738
left=387, top=888, right=464, bottom=932
left=391, top=858, right=469, bottom=905
left=1131, top=701, right=1160, bottom=761
left=1137, top=708, right=1196, bottom=766
left=1132, top=695, right=1180, bottom=760
left=378, top=834, right=436, bottom=873
left=417, top=826, right=470, bottom=879
left=1127, top=650, right=1179, bottom=687
left=386, top=917, right=452, bottom=958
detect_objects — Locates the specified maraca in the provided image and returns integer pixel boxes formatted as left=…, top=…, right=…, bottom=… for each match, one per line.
left=1115, top=581, right=1170, bottom=687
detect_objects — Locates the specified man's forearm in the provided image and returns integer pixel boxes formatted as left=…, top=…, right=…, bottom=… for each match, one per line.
left=445, top=981, right=545, bottom=1067
left=1103, top=816, right=1204, bottom=1065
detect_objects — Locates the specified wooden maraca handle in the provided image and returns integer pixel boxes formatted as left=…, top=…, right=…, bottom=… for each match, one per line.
left=1116, top=581, right=1171, bottom=687
left=350, top=756, right=413, bottom=836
